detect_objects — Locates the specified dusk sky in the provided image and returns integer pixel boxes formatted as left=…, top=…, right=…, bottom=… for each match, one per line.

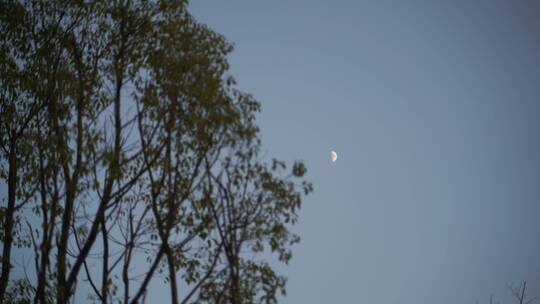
left=189, top=1, right=540, bottom=303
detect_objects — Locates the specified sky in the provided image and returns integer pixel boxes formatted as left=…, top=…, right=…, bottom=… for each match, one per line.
left=189, top=1, right=540, bottom=303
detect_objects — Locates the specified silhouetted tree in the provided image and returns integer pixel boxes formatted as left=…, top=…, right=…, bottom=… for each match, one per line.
left=478, top=281, right=538, bottom=304
left=508, top=281, right=538, bottom=304
left=0, top=1, right=312, bottom=303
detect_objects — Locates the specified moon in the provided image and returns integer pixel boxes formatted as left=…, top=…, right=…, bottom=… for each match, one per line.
left=330, top=150, right=338, bottom=162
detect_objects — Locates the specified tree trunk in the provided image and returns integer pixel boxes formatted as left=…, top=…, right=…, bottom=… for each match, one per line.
left=0, top=146, right=17, bottom=302
left=164, top=244, right=179, bottom=304
left=101, top=222, right=109, bottom=304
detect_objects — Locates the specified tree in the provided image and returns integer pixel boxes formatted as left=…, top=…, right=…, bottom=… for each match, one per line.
left=508, top=281, right=538, bottom=304
left=0, top=1, right=312, bottom=303
left=478, top=281, right=538, bottom=304
left=0, top=1, right=47, bottom=299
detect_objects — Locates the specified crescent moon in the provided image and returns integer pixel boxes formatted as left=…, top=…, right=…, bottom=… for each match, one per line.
left=330, top=150, right=338, bottom=162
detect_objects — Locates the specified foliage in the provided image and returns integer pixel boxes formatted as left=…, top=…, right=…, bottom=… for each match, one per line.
left=0, top=0, right=312, bottom=303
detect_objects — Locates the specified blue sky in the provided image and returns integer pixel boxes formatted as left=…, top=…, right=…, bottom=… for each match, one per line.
left=189, top=1, right=540, bottom=303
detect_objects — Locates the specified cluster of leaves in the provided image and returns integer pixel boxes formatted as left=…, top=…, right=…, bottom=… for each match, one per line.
left=0, top=1, right=312, bottom=303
